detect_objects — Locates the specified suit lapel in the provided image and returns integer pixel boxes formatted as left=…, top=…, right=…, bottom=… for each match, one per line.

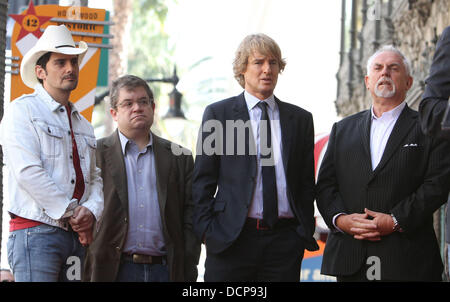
left=104, top=130, right=129, bottom=211
left=370, top=105, right=416, bottom=179
left=276, top=98, right=294, bottom=172
left=233, top=93, right=257, bottom=162
left=358, top=110, right=373, bottom=171
left=152, top=134, right=171, bottom=217
left=232, top=92, right=251, bottom=121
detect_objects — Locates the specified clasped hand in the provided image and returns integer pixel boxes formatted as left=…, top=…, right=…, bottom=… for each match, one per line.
left=336, top=208, right=395, bottom=241
left=69, top=206, right=94, bottom=246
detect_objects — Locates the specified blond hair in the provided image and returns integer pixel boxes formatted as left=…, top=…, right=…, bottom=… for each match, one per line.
left=233, top=33, right=286, bottom=88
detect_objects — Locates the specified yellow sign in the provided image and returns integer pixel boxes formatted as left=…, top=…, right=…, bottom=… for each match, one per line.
left=9, top=1, right=107, bottom=122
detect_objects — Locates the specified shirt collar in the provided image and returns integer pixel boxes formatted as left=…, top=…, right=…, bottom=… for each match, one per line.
left=244, top=90, right=276, bottom=111
left=64, top=102, right=82, bottom=121
left=35, top=83, right=81, bottom=120
left=371, top=101, right=406, bottom=121
left=118, top=130, right=153, bottom=154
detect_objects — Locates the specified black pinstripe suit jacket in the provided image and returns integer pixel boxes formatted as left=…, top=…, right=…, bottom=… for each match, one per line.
left=317, top=104, right=450, bottom=281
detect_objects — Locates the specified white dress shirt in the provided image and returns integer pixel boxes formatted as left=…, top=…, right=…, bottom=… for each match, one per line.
left=244, top=90, right=294, bottom=219
left=370, top=102, right=406, bottom=170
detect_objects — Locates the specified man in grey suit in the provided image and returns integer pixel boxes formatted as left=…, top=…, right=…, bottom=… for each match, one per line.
left=317, top=45, right=450, bottom=281
left=419, top=25, right=450, bottom=276
left=84, top=75, right=200, bottom=282
left=193, top=34, right=318, bottom=282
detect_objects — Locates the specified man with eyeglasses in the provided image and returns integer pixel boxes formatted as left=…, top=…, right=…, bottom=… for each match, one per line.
left=316, top=46, right=450, bottom=281
left=84, top=75, right=200, bottom=282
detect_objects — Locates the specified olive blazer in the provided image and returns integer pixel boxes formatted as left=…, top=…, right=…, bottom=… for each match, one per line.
left=84, top=130, right=200, bottom=281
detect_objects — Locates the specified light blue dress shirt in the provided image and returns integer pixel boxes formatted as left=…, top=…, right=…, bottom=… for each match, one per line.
left=118, top=131, right=166, bottom=256
left=244, top=91, right=294, bottom=219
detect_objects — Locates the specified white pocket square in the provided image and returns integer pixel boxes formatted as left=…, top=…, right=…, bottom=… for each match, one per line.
left=403, top=143, right=418, bottom=147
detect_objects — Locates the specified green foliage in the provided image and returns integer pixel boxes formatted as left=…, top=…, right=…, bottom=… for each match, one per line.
left=127, top=0, right=177, bottom=137
left=136, top=0, right=169, bottom=22
left=127, top=0, right=175, bottom=80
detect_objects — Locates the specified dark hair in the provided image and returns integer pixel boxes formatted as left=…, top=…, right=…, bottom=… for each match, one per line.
left=110, top=75, right=154, bottom=109
left=35, top=52, right=52, bottom=84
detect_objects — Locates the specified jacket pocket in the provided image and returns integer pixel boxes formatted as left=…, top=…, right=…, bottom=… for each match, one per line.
left=80, top=136, right=97, bottom=175
left=7, top=233, right=16, bottom=269
left=77, top=135, right=97, bottom=185
left=35, top=121, right=63, bottom=158
left=78, top=135, right=97, bottom=160
left=84, top=136, right=97, bottom=149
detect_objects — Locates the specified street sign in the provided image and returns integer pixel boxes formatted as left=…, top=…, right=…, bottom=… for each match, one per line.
left=9, top=0, right=112, bottom=121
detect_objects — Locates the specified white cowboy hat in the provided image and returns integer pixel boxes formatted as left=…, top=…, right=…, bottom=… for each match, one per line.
left=20, top=24, right=88, bottom=89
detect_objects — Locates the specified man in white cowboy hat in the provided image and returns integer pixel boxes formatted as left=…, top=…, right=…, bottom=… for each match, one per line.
left=0, top=24, right=103, bottom=282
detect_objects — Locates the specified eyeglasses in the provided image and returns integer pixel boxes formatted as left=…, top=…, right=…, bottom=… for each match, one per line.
left=117, top=99, right=152, bottom=109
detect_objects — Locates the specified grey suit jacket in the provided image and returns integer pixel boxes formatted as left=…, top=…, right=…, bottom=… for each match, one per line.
left=84, top=130, right=200, bottom=281
left=317, top=105, right=450, bottom=281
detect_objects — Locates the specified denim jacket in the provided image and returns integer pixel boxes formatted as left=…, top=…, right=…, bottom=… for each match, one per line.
left=0, top=84, right=103, bottom=230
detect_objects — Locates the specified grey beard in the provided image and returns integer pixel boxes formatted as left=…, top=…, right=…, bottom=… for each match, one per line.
left=375, top=77, right=396, bottom=98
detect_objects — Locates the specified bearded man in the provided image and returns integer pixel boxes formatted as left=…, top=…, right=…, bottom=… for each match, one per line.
left=316, top=45, right=450, bottom=281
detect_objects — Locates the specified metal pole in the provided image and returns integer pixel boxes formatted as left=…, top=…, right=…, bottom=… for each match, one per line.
left=347, top=0, right=357, bottom=100
left=359, top=0, right=368, bottom=95
left=387, top=0, right=393, bottom=16
left=0, top=0, right=8, bottom=270
left=357, top=0, right=367, bottom=80
left=339, top=0, right=346, bottom=67
left=373, top=0, right=381, bottom=51
left=336, top=0, right=346, bottom=115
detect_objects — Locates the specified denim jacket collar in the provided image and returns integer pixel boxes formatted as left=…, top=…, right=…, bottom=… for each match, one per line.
left=35, top=83, right=81, bottom=121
